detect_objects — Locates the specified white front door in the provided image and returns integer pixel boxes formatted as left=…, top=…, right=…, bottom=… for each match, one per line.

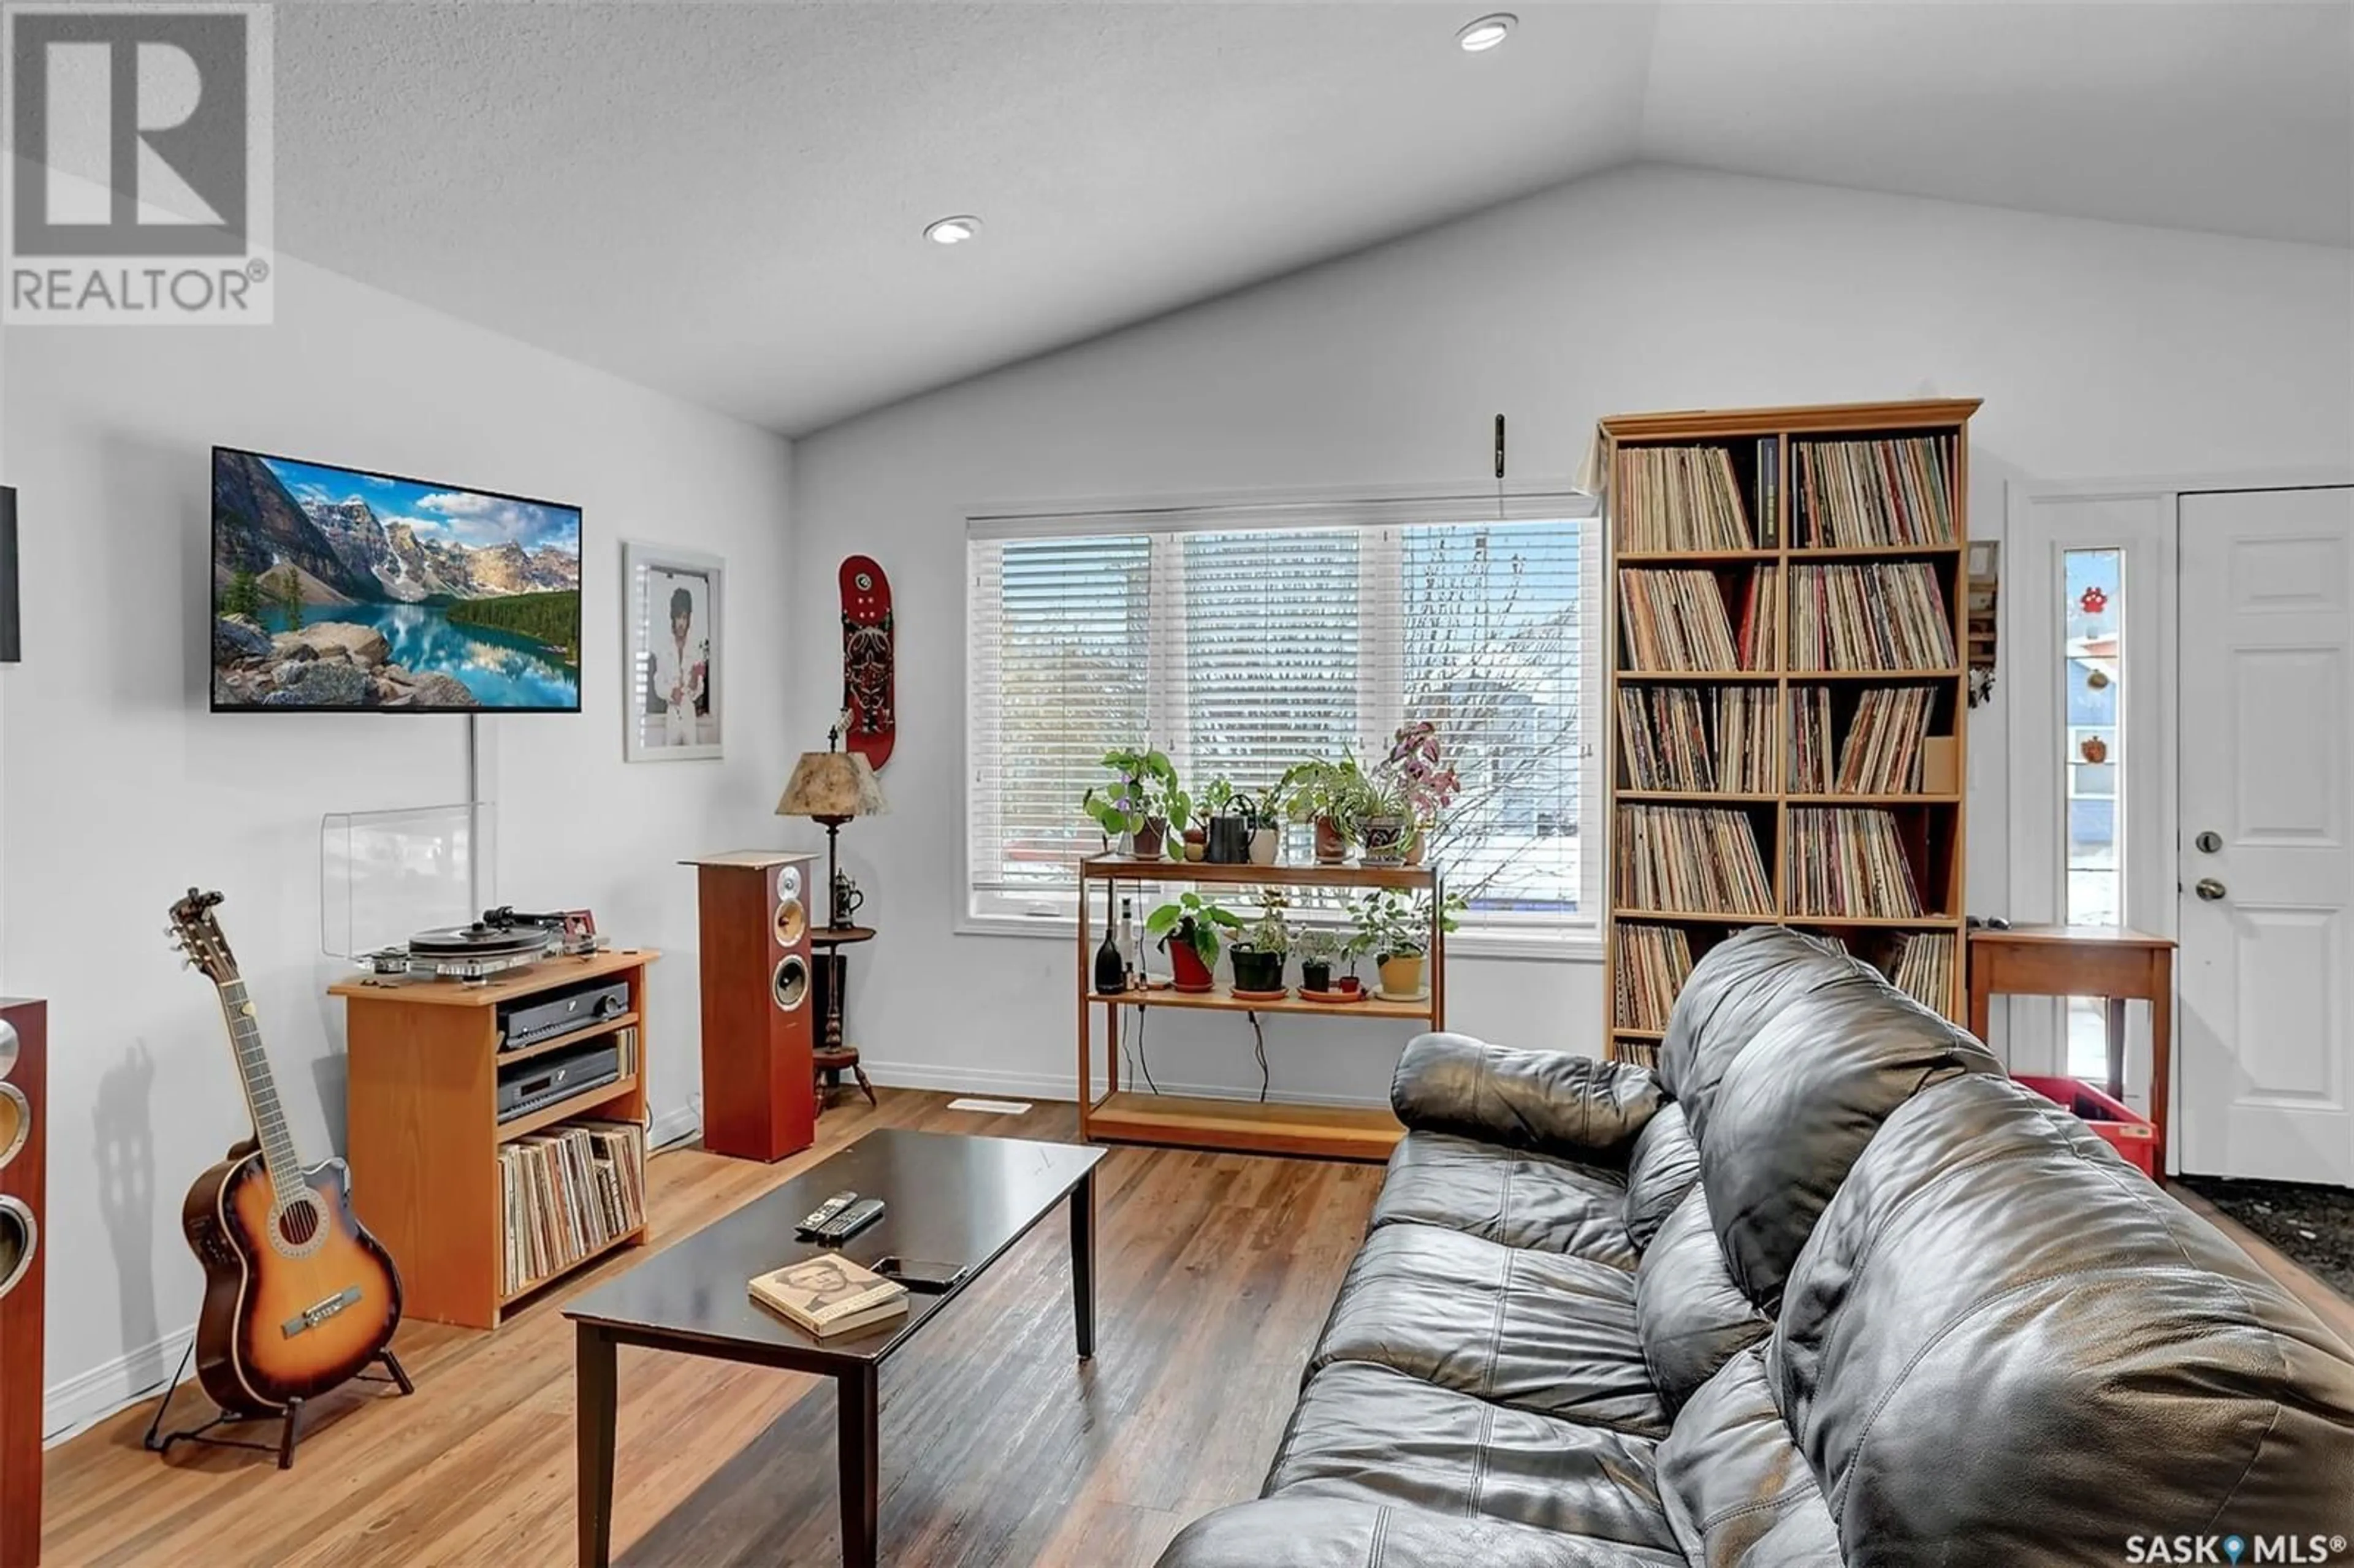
left=2177, top=486, right=2354, bottom=1185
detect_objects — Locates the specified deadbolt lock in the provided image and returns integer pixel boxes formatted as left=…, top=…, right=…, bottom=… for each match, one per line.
left=2194, top=831, right=2223, bottom=854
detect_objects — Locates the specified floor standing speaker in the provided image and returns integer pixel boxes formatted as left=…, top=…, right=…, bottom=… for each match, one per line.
left=684, top=853, right=818, bottom=1161
left=0, top=999, right=45, bottom=1568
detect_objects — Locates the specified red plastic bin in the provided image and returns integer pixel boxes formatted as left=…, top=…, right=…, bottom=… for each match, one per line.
left=2016, top=1075, right=2157, bottom=1178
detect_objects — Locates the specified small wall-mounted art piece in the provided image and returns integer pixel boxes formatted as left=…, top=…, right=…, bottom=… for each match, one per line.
left=625, top=541, right=725, bottom=762
left=1967, top=539, right=2000, bottom=707
left=839, top=555, right=895, bottom=770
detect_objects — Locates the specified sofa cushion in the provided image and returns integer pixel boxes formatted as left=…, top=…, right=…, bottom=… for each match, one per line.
left=1636, top=1187, right=1771, bottom=1414
left=1157, top=1498, right=1689, bottom=1568
left=1695, top=963, right=2002, bottom=1312
left=1656, top=1348, right=1841, bottom=1568
left=1773, top=1071, right=2354, bottom=1559
left=1393, top=1032, right=1666, bottom=1164
left=1620, top=1101, right=1701, bottom=1250
left=1656, top=926, right=1859, bottom=1120
left=1308, top=1223, right=1669, bottom=1436
left=1370, top=1130, right=1639, bottom=1266
left=1267, top=1361, right=1682, bottom=1552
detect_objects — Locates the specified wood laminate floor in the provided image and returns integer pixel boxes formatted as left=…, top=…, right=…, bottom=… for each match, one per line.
left=40, top=1096, right=2354, bottom=1568
left=43, top=1091, right=1382, bottom=1568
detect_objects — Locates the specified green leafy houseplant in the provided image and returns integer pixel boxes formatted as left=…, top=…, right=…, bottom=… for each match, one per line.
left=1293, top=926, right=1341, bottom=992
left=1355, top=774, right=1417, bottom=866
left=1274, top=756, right=1377, bottom=864
left=1081, top=746, right=1178, bottom=858
left=1145, top=891, right=1243, bottom=990
left=1350, top=889, right=1466, bottom=999
left=1228, top=889, right=1291, bottom=993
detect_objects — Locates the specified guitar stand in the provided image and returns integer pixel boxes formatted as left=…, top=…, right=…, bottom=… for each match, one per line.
left=143, top=1340, right=414, bottom=1470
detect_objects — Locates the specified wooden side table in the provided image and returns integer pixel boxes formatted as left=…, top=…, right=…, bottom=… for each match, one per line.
left=1966, top=924, right=2177, bottom=1173
left=812, top=925, right=876, bottom=1106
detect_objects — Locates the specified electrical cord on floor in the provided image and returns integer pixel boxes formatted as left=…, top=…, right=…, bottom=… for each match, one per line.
left=1132, top=1002, right=1161, bottom=1095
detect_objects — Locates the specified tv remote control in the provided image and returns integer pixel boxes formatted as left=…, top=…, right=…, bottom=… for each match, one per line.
left=797, top=1190, right=858, bottom=1234
left=813, top=1196, right=885, bottom=1243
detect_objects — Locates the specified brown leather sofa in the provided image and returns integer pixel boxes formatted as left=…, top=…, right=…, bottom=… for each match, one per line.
left=1157, top=926, right=2354, bottom=1567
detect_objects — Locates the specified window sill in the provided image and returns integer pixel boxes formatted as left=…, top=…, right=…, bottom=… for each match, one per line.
left=954, top=910, right=1604, bottom=964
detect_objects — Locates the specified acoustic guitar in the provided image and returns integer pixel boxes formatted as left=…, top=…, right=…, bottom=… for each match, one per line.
left=168, top=889, right=402, bottom=1417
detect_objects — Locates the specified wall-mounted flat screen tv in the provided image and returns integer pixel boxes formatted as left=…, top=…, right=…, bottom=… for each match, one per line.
left=210, top=447, right=582, bottom=712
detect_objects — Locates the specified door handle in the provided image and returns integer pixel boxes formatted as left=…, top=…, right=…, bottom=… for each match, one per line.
left=2195, top=878, right=2228, bottom=902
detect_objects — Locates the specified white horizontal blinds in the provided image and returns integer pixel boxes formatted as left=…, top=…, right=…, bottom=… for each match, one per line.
left=1392, top=520, right=1585, bottom=916
left=966, top=501, right=1594, bottom=931
left=1173, top=528, right=1363, bottom=853
left=967, top=535, right=1152, bottom=902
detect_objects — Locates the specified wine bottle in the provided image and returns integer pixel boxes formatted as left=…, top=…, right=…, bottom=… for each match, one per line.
left=1094, top=884, right=1125, bottom=995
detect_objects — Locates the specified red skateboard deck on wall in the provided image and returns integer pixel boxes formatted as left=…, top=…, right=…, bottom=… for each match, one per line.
left=840, top=555, right=895, bottom=770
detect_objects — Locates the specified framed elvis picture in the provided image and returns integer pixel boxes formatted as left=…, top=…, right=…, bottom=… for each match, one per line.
left=623, top=541, right=724, bottom=761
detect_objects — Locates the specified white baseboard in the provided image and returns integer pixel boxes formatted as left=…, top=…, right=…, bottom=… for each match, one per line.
left=45, top=1324, right=195, bottom=1447
left=859, top=1059, right=1387, bottom=1110
left=648, top=1102, right=701, bottom=1151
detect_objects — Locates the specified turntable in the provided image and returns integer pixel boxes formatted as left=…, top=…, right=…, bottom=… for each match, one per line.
left=363, top=907, right=604, bottom=984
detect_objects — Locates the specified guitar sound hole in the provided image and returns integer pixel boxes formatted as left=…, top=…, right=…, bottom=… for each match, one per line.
left=277, top=1199, right=321, bottom=1248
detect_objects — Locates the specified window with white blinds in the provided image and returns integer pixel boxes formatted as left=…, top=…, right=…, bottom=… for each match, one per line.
left=966, top=497, right=1598, bottom=938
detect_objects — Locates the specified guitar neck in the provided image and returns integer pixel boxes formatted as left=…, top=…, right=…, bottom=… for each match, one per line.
left=216, top=978, right=303, bottom=1197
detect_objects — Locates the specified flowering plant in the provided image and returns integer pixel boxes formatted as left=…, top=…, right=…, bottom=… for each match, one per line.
left=1379, top=721, right=1460, bottom=823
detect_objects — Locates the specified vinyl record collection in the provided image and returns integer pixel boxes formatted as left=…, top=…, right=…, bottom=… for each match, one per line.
left=1788, top=562, right=1957, bottom=671
left=500, top=1118, right=647, bottom=1298
left=1616, top=804, right=1775, bottom=916
left=1615, top=446, right=1754, bottom=551
left=1792, top=435, right=1957, bottom=547
left=1602, top=400, right=1975, bottom=1060
left=1613, top=923, right=1695, bottom=1032
left=1617, top=687, right=1778, bottom=794
left=1788, top=686, right=1937, bottom=794
left=1785, top=807, right=1924, bottom=919
left=1886, top=929, right=1957, bottom=1013
left=1618, top=566, right=1778, bottom=672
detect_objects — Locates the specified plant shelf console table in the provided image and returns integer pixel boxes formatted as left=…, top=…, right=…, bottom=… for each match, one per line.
left=1075, top=854, right=1445, bottom=1162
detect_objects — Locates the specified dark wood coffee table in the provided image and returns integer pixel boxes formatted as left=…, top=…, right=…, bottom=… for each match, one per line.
left=564, top=1129, right=1105, bottom=1567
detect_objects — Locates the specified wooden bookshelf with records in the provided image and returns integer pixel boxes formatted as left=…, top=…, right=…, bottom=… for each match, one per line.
left=1598, top=399, right=1978, bottom=1066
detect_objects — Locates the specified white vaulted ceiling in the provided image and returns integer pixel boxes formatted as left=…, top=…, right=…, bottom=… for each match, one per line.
left=244, top=1, right=2350, bottom=434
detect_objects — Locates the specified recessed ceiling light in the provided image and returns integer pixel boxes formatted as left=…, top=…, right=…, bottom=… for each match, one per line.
left=925, top=215, right=983, bottom=246
left=1457, top=13, right=1515, bottom=51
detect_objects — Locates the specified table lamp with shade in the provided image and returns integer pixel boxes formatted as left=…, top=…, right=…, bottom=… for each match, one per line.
left=777, top=721, right=888, bottom=930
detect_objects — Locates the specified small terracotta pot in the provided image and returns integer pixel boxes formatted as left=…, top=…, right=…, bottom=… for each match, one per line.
left=1314, top=815, right=1349, bottom=864
left=1404, top=827, right=1426, bottom=867
left=1377, top=953, right=1426, bottom=997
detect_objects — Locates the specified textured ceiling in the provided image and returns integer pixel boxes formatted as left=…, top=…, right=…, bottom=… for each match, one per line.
left=236, top=2, right=2354, bottom=433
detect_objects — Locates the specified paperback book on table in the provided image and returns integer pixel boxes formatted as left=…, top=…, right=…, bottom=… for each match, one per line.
left=749, top=1254, right=908, bottom=1337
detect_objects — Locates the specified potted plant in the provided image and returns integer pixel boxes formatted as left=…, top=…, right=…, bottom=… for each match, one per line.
left=1294, top=927, right=1340, bottom=994
left=1145, top=891, right=1242, bottom=992
left=1228, top=889, right=1290, bottom=995
left=1238, top=790, right=1281, bottom=866
left=1356, top=775, right=1416, bottom=867
left=1167, top=782, right=1207, bottom=862
left=1081, top=747, right=1178, bottom=860
left=1274, top=756, right=1373, bottom=866
left=1350, top=888, right=1465, bottom=1000
left=1379, top=721, right=1461, bottom=866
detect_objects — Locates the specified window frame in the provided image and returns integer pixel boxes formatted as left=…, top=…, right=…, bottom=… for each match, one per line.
left=956, top=481, right=1606, bottom=961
